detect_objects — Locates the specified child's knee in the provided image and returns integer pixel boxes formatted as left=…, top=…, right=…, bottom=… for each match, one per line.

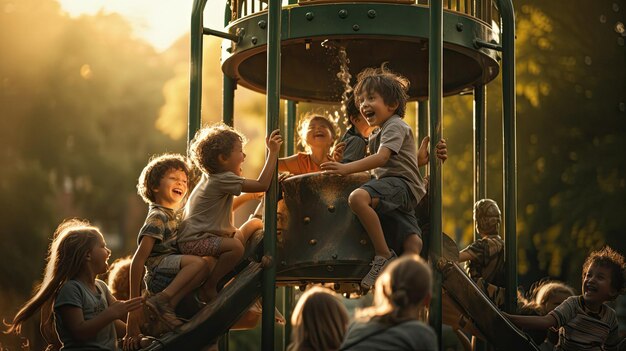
left=403, top=234, right=423, bottom=255
left=348, top=189, right=371, bottom=209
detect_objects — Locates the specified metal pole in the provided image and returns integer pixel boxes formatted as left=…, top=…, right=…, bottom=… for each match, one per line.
left=223, top=1, right=235, bottom=127
left=496, top=0, right=517, bottom=314
left=262, top=0, right=281, bottom=349
left=428, top=0, right=443, bottom=348
left=286, top=101, right=297, bottom=155
left=417, top=101, right=429, bottom=176
left=473, top=85, right=487, bottom=220
left=188, top=0, right=208, bottom=141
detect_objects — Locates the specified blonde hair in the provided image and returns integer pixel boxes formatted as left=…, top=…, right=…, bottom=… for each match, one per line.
left=473, top=199, right=501, bottom=235
left=189, top=123, right=246, bottom=174
left=107, top=256, right=133, bottom=301
left=288, top=286, right=349, bottom=351
left=357, top=255, right=432, bottom=326
left=535, top=281, right=575, bottom=314
left=297, top=113, right=339, bottom=154
left=5, top=219, right=101, bottom=337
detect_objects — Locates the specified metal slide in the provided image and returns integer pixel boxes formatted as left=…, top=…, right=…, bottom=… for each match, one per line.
left=440, top=261, right=540, bottom=351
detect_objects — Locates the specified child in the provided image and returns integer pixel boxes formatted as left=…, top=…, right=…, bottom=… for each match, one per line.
left=321, top=66, right=426, bottom=290
left=340, top=91, right=448, bottom=166
left=279, top=113, right=344, bottom=175
left=6, top=219, right=143, bottom=351
left=108, top=256, right=133, bottom=301
left=532, top=280, right=575, bottom=350
left=127, top=154, right=211, bottom=338
left=340, top=255, right=437, bottom=350
left=506, top=246, right=626, bottom=350
left=287, top=286, right=349, bottom=351
left=176, top=123, right=282, bottom=301
left=458, top=199, right=506, bottom=305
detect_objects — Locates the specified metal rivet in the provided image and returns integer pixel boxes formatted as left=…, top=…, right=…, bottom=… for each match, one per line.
left=334, top=283, right=340, bottom=291
left=367, top=9, right=376, bottom=18
left=326, top=265, right=334, bottom=272
left=352, top=24, right=360, bottom=31
left=456, top=22, right=464, bottom=31
left=332, top=254, right=338, bottom=259
left=338, top=9, right=348, bottom=18
left=305, top=12, right=314, bottom=21
left=309, top=239, right=317, bottom=246
left=251, top=36, right=258, bottom=45
left=258, top=20, right=267, bottom=29
left=303, top=216, right=311, bottom=224
left=360, top=239, right=367, bottom=245
left=328, top=205, right=335, bottom=213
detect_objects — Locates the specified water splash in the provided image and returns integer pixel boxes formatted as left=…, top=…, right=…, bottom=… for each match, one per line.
left=321, top=40, right=353, bottom=127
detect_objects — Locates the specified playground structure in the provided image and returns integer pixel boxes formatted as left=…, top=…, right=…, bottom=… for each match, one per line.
left=144, top=0, right=528, bottom=349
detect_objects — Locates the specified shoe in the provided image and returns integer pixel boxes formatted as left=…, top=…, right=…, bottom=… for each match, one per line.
left=145, top=292, right=184, bottom=330
left=361, top=250, right=397, bottom=291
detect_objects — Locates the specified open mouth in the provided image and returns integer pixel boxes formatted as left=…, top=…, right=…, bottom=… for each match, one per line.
left=584, top=284, right=597, bottom=294
left=173, top=188, right=183, bottom=196
left=363, top=111, right=375, bottom=119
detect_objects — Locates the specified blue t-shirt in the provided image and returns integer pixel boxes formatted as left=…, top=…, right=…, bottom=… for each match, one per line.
left=54, top=279, right=117, bottom=350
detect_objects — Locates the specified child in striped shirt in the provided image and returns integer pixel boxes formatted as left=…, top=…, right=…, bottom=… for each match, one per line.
left=506, top=246, right=625, bottom=350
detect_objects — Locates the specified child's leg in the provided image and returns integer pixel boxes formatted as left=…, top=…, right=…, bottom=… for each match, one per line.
left=403, top=234, right=423, bottom=256
left=166, top=255, right=211, bottom=307
left=234, top=217, right=263, bottom=247
left=348, top=188, right=392, bottom=258
left=203, top=238, right=244, bottom=300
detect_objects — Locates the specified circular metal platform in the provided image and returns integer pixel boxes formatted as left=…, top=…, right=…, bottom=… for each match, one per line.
left=222, top=3, right=500, bottom=103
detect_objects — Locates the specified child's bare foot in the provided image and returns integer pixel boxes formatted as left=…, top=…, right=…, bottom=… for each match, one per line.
left=145, top=292, right=183, bottom=330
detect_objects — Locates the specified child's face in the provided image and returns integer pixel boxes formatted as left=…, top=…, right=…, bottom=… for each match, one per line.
left=153, top=168, right=188, bottom=209
left=358, top=90, right=398, bottom=127
left=221, top=139, right=245, bottom=176
left=304, top=118, right=333, bottom=150
left=582, top=262, right=617, bottom=305
left=90, top=233, right=111, bottom=275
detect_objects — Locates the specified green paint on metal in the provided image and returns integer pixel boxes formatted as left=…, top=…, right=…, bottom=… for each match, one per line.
left=417, top=101, right=429, bottom=177
left=188, top=0, right=207, bottom=141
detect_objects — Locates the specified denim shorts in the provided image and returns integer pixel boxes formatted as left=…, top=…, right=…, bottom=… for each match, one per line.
left=144, top=254, right=182, bottom=294
left=361, top=177, right=417, bottom=214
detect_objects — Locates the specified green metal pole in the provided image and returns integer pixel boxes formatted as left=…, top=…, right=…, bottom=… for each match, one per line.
left=223, top=1, right=235, bottom=127
left=496, top=0, right=518, bottom=314
left=428, top=0, right=443, bottom=348
left=417, top=101, right=429, bottom=176
left=188, top=0, right=208, bottom=141
left=472, top=84, right=488, bottom=351
left=283, top=100, right=297, bottom=348
left=262, top=0, right=281, bottom=349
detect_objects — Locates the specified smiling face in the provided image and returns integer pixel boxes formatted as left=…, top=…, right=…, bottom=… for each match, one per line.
left=357, top=90, right=398, bottom=127
left=220, top=139, right=246, bottom=176
left=582, top=262, right=618, bottom=308
left=304, top=117, right=334, bottom=151
left=153, top=168, right=188, bottom=209
left=89, top=232, right=111, bottom=275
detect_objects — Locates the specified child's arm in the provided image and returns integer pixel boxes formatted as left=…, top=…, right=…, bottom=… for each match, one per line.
left=103, top=286, right=128, bottom=335
left=233, top=192, right=262, bottom=210
left=125, top=238, right=154, bottom=340
left=417, top=136, right=448, bottom=167
left=242, top=129, right=283, bottom=192
left=320, top=147, right=392, bottom=176
left=457, top=251, right=473, bottom=263
left=55, top=297, right=142, bottom=342
left=504, top=312, right=557, bottom=330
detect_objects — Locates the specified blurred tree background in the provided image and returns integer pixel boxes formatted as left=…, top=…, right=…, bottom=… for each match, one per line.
left=0, top=0, right=624, bottom=349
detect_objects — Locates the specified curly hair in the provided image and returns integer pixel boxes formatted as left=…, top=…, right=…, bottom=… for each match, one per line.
left=189, top=123, right=246, bottom=174
left=473, top=199, right=501, bottom=235
left=136, top=153, right=190, bottom=204
left=353, top=64, right=410, bottom=117
left=582, top=246, right=626, bottom=296
left=107, top=256, right=133, bottom=300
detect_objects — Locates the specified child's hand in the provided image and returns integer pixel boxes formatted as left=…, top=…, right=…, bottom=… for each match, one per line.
left=266, top=129, right=283, bottom=153
left=418, top=136, right=448, bottom=167
left=332, top=141, right=346, bottom=162
left=278, top=172, right=292, bottom=183
left=320, top=161, right=348, bottom=176
left=110, top=296, right=143, bottom=320
left=435, top=138, right=448, bottom=162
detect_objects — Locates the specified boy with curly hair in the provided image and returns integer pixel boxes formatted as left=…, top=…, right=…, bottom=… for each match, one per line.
left=321, top=65, right=426, bottom=290
left=507, top=246, right=626, bottom=350
left=126, top=154, right=211, bottom=338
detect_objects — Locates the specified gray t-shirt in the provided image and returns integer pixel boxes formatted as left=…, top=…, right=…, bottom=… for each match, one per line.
left=54, top=279, right=117, bottom=351
left=178, top=171, right=244, bottom=242
left=368, top=115, right=426, bottom=203
left=341, top=319, right=438, bottom=351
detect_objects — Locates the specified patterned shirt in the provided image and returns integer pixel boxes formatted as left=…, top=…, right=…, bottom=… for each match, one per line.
left=138, top=203, right=180, bottom=270
left=548, top=296, right=620, bottom=351
left=460, top=234, right=505, bottom=287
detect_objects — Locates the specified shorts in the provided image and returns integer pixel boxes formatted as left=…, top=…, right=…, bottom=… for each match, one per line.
left=179, top=236, right=223, bottom=257
left=144, top=254, right=182, bottom=294
left=361, top=177, right=418, bottom=214
left=379, top=210, right=421, bottom=255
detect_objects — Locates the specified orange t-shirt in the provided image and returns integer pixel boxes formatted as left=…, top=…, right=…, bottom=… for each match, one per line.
left=283, top=152, right=322, bottom=175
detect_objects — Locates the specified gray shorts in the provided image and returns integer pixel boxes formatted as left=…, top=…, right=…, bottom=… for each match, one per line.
left=144, top=254, right=182, bottom=294
left=361, top=177, right=418, bottom=214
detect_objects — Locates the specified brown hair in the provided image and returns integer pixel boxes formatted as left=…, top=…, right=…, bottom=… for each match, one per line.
left=189, top=123, right=246, bottom=174
left=582, top=246, right=626, bottom=296
left=288, top=286, right=349, bottom=351
left=353, top=64, right=410, bottom=117
left=357, top=255, right=432, bottom=326
left=5, top=219, right=101, bottom=338
left=107, top=256, right=133, bottom=301
left=137, top=153, right=190, bottom=204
